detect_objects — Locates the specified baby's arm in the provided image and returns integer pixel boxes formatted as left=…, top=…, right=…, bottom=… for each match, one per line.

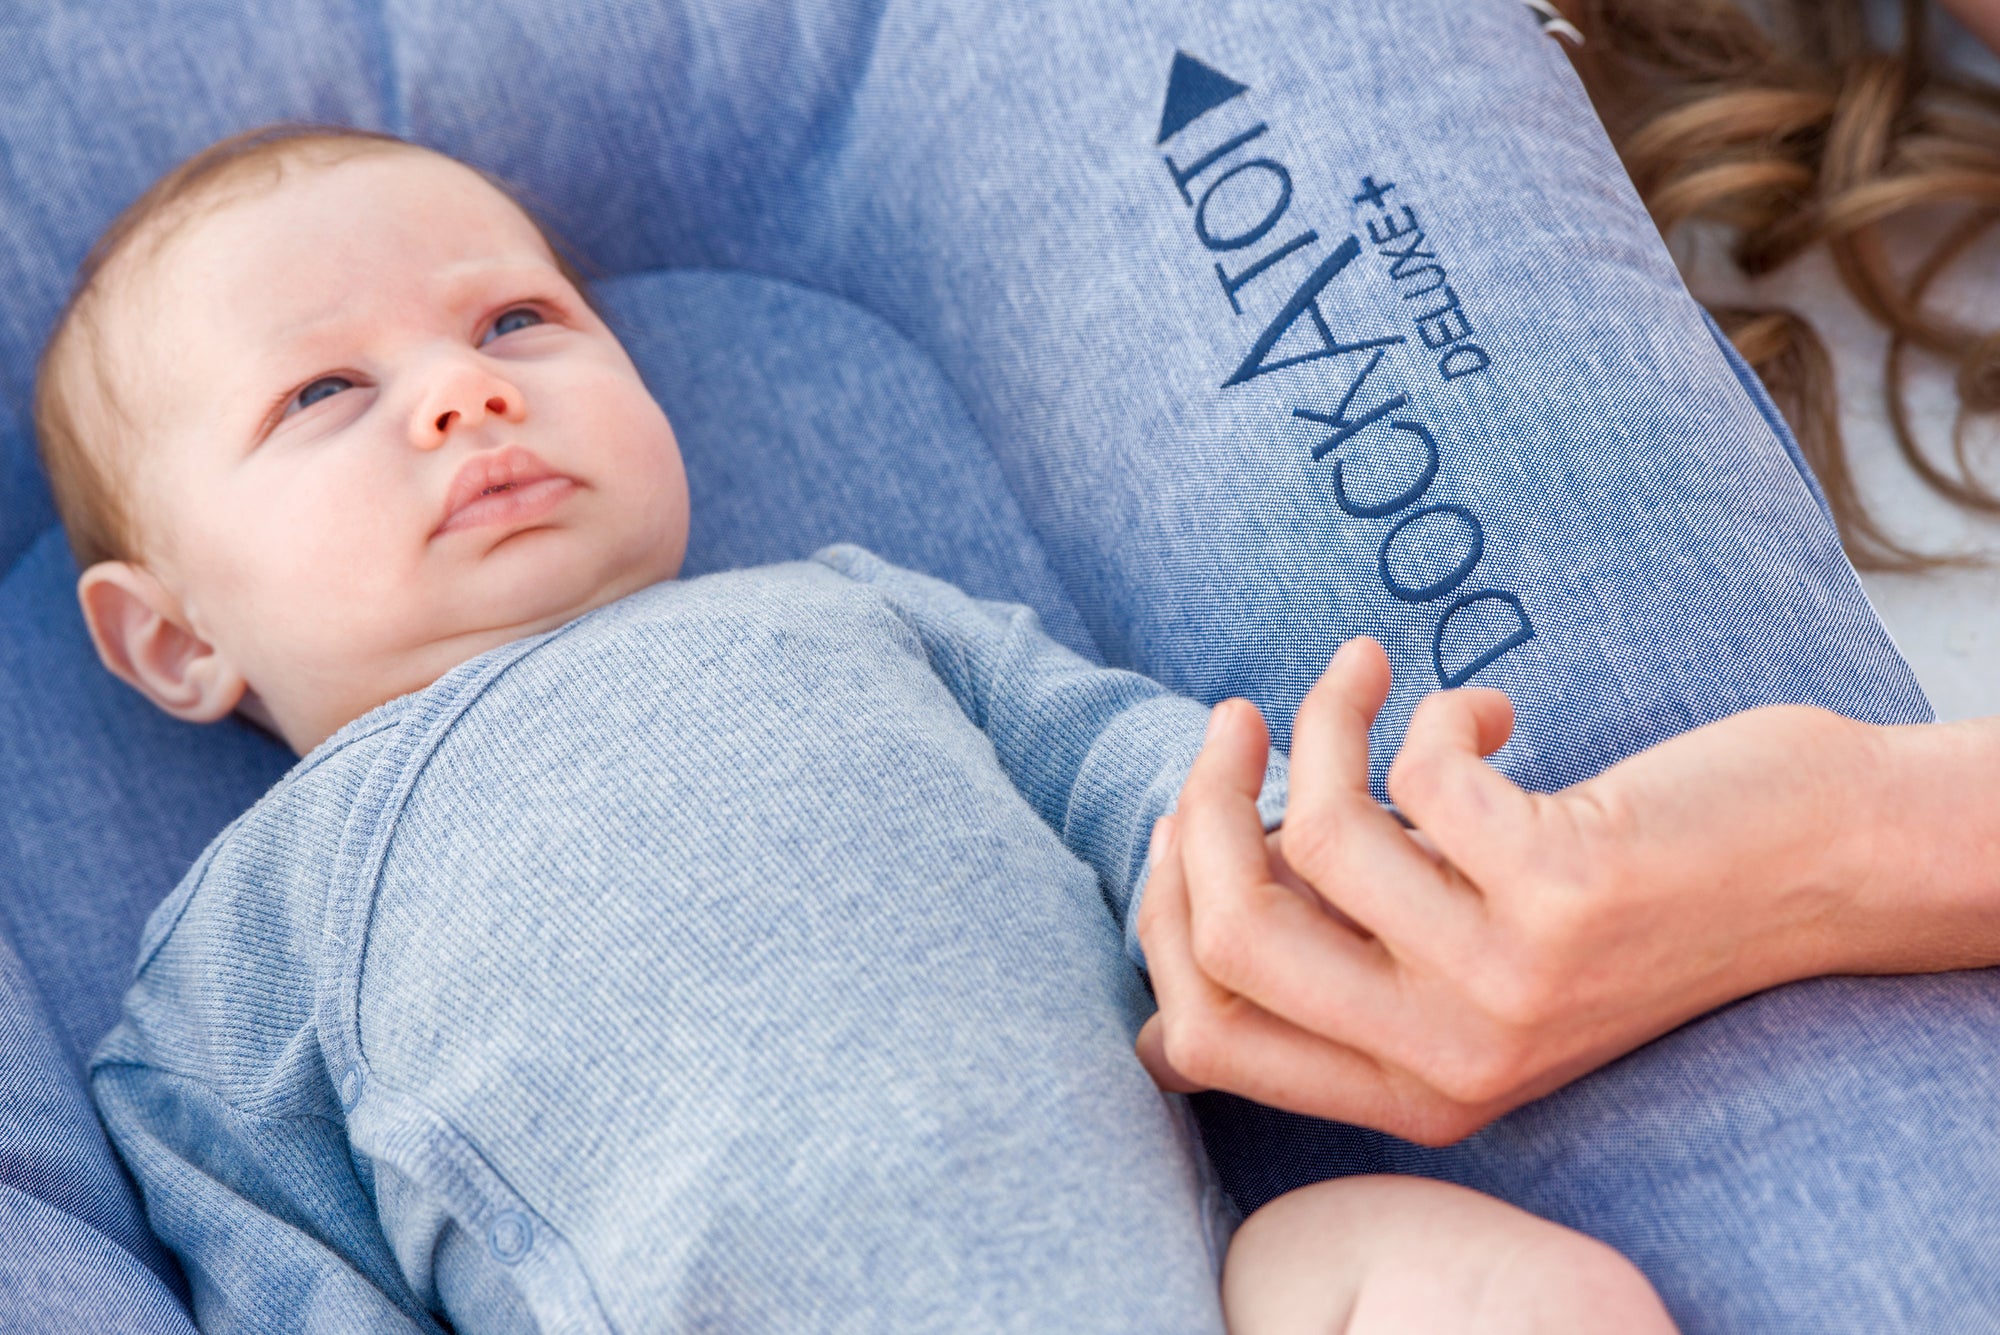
left=1224, top=1176, right=1676, bottom=1335
left=93, top=1042, right=441, bottom=1334
left=812, top=544, right=1288, bottom=950
left=814, top=551, right=1677, bottom=1329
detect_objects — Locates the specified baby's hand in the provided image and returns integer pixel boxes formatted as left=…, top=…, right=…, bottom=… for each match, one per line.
left=1135, top=637, right=1879, bottom=1144
left=1222, top=1175, right=1676, bottom=1335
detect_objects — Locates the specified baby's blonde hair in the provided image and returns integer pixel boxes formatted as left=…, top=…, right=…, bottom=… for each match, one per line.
left=33, top=122, right=601, bottom=572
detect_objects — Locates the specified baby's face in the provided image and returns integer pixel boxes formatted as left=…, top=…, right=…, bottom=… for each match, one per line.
left=93, top=148, right=689, bottom=754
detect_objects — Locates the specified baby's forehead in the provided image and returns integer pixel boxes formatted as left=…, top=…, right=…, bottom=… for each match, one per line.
left=148, top=147, right=529, bottom=283
left=99, top=147, right=550, bottom=381
left=91, top=149, right=391, bottom=337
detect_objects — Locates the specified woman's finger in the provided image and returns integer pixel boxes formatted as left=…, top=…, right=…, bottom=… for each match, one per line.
left=1172, top=709, right=1415, bottom=1046
left=1386, top=687, right=1542, bottom=891
left=1170, top=695, right=1280, bottom=900
left=1137, top=815, right=1492, bottom=1142
left=1142, top=815, right=1527, bottom=1141
left=1285, top=637, right=1390, bottom=819
left=1189, top=697, right=1275, bottom=835
left=1277, top=639, right=1482, bottom=958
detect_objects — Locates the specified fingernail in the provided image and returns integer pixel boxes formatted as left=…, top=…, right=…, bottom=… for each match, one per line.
left=1206, top=701, right=1230, bottom=740
left=1136, top=1017, right=1204, bottom=1094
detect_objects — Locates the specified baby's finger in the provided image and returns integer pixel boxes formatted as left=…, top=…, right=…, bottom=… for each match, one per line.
left=1134, top=817, right=1202, bottom=1097
left=1133, top=813, right=1182, bottom=965
left=1135, top=812, right=1237, bottom=1091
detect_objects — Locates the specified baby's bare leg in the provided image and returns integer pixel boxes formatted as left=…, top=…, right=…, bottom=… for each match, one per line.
left=1222, top=1176, right=1677, bottom=1335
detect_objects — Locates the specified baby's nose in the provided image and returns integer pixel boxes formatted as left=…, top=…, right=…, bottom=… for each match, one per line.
left=414, top=364, right=524, bottom=448
left=434, top=396, right=513, bottom=434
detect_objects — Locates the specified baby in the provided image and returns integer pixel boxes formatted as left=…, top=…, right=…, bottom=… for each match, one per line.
left=41, top=124, right=1674, bottom=1333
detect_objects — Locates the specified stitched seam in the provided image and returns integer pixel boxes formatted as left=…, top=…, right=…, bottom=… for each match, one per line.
left=344, top=1079, right=616, bottom=1327
left=132, top=712, right=408, bottom=977
left=335, top=614, right=605, bottom=1079
left=88, top=1059, right=348, bottom=1134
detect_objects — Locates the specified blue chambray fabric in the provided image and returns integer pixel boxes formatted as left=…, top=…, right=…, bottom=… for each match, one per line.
left=0, top=0, right=1990, bottom=1330
left=0, top=929, right=191, bottom=1332
left=91, top=547, right=1282, bottom=1333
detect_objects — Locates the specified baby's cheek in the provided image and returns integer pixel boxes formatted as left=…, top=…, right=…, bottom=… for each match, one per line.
left=277, top=503, right=423, bottom=625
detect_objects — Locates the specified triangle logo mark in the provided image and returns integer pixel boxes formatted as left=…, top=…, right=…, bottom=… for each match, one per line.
left=1157, top=51, right=1250, bottom=145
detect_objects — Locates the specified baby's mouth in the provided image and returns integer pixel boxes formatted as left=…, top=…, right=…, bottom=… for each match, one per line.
left=435, top=446, right=574, bottom=538
left=436, top=476, right=577, bottom=537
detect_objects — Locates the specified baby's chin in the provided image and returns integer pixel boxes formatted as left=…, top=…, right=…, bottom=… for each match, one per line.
left=501, top=548, right=683, bottom=638
left=470, top=526, right=682, bottom=622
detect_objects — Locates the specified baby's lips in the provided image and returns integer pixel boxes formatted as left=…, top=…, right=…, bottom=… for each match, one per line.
left=435, top=445, right=567, bottom=535
left=433, top=475, right=578, bottom=538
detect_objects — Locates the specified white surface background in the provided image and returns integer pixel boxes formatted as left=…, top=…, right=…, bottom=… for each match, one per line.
left=1681, top=218, right=2000, bottom=721
left=1622, top=2, right=2000, bottom=722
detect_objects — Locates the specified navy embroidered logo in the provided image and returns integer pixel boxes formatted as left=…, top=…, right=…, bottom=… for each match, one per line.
left=1357, top=182, right=1492, bottom=381
left=1156, top=51, right=1536, bottom=688
left=1157, top=51, right=1251, bottom=144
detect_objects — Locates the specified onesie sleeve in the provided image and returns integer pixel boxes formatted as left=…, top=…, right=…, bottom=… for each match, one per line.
left=812, top=544, right=1288, bottom=967
left=89, top=769, right=445, bottom=1335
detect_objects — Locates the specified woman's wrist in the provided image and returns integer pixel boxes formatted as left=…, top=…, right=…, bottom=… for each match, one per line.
left=1832, top=714, right=2000, bottom=975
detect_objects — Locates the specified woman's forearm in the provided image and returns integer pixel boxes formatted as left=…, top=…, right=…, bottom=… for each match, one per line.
left=1835, top=714, right=2000, bottom=975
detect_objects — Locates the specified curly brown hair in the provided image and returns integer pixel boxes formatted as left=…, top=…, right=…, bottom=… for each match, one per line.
left=1559, top=0, right=2000, bottom=570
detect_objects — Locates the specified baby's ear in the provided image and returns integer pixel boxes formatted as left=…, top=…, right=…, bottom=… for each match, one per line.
left=76, top=561, right=247, bottom=724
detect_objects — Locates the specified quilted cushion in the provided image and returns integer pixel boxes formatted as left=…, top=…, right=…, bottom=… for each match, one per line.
left=0, top=0, right=1939, bottom=1323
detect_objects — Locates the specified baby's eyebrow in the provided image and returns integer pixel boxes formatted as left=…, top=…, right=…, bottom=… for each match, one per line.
left=268, top=260, right=559, bottom=346
left=435, top=258, right=570, bottom=310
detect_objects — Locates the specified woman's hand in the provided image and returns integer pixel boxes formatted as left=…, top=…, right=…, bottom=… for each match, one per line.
left=1132, top=636, right=1943, bottom=1146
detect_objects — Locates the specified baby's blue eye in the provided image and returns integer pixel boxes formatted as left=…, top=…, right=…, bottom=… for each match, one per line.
left=293, top=376, right=352, bottom=413
left=484, top=307, right=544, bottom=343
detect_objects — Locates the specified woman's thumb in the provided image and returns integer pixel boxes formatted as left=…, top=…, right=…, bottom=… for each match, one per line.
left=1136, top=1014, right=1207, bottom=1093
